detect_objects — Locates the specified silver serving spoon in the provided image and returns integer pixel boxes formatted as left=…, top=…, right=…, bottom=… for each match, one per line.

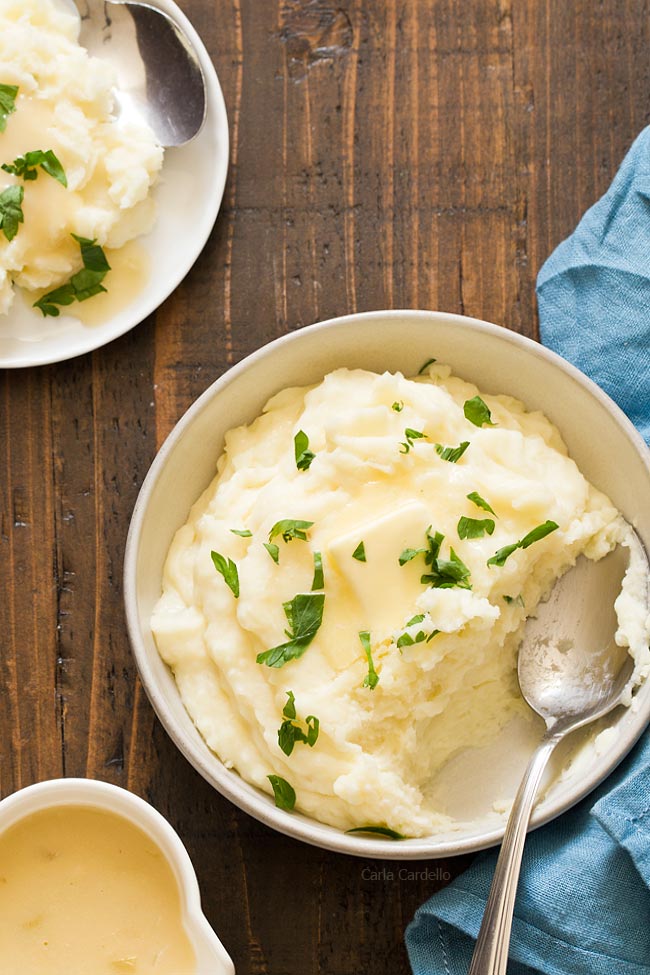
left=73, top=0, right=206, bottom=146
left=469, top=534, right=648, bottom=975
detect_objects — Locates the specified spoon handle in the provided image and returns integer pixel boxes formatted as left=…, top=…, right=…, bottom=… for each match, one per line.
left=468, top=732, right=562, bottom=975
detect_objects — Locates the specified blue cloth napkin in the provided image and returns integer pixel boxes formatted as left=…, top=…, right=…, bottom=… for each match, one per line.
left=406, top=127, right=650, bottom=974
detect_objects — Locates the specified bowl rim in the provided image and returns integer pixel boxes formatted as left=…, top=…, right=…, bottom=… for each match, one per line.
left=124, top=308, right=650, bottom=859
left=0, top=778, right=234, bottom=973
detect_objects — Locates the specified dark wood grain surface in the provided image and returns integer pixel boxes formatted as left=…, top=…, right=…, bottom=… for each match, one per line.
left=2, top=1, right=649, bottom=972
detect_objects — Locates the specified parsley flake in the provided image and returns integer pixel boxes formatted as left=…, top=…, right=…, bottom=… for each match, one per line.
left=210, top=550, right=239, bottom=598
left=352, top=541, right=366, bottom=562
left=457, top=516, right=496, bottom=540
left=391, top=401, right=404, bottom=412
left=503, top=594, right=525, bottom=608
left=34, top=234, right=111, bottom=316
left=264, top=542, right=280, bottom=564
left=0, top=84, right=18, bottom=133
left=277, top=691, right=320, bottom=755
left=294, top=430, right=315, bottom=471
left=467, top=491, right=496, bottom=516
left=311, top=551, right=324, bottom=590
left=267, top=775, right=296, bottom=810
left=257, top=592, right=325, bottom=668
left=487, top=520, right=559, bottom=567
left=435, top=441, right=470, bottom=463
left=359, top=630, right=379, bottom=689
left=417, top=357, right=437, bottom=375
left=400, top=428, right=427, bottom=454
left=0, top=185, right=23, bottom=242
left=398, top=547, right=426, bottom=566
left=2, top=149, right=67, bottom=187
left=401, top=527, right=473, bottom=590
left=230, top=528, right=252, bottom=537
left=464, top=395, right=496, bottom=427
left=283, top=690, right=297, bottom=719
left=397, top=614, right=439, bottom=647
left=346, top=826, right=406, bottom=839
left=269, top=519, right=314, bottom=544
left=422, top=546, right=471, bottom=589
left=396, top=629, right=426, bottom=649
left=488, top=542, right=519, bottom=567
left=406, top=614, right=426, bottom=626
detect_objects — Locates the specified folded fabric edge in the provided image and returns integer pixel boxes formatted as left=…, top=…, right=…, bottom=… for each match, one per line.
left=408, top=883, right=650, bottom=975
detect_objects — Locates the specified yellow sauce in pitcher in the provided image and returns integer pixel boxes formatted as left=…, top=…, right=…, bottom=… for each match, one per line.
left=0, top=804, right=196, bottom=975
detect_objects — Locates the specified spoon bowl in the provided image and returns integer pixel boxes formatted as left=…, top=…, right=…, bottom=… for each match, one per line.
left=519, top=541, right=637, bottom=729
left=74, top=0, right=206, bottom=146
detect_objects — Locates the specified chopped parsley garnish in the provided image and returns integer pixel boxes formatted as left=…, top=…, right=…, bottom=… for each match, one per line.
left=398, top=547, right=426, bottom=566
left=267, top=775, right=296, bottom=810
left=396, top=631, right=420, bottom=648
left=417, top=357, right=437, bottom=375
left=422, top=546, right=471, bottom=589
left=294, top=430, right=315, bottom=471
left=230, top=528, right=252, bottom=537
left=210, top=550, right=239, bottom=598
left=0, top=185, right=23, bottom=241
left=256, top=592, right=325, bottom=668
left=268, top=519, right=314, bottom=544
left=435, top=440, right=470, bottom=463
left=2, top=149, right=67, bottom=187
left=426, top=528, right=444, bottom=562
left=311, top=551, right=324, bottom=590
left=457, top=515, right=496, bottom=540
left=283, top=689, right=297, bottom=718
left=359, top=630, right=379, bottom=689
left=464, top=395, right=496, bottom=427
left=0, top=84, right=18, bottom=133
left=346, top=826, right=406, bottom=839
left=503, top=594, right=525, bottom=608
left=467, top=491, right=496, bottom=516
left=277, top=691, right=319, bottom=755
left=264, top=542, right=280, bottom=564
left=400, top=428, right=427, bottom=454
left=406, top=613, right=426, bottom=626
left=352, top=541, right=366, bottom=562
left=34, top=234, right=111, bottom=316
left=488, top=542, right=519, bottom=567
left=519, top=521, right=560, bottom=548
left=391, top=401, right=404, bottom=412
left=396, top=614, right=440, bottom=649
left=487, top=520, right=559, bottom=567
left=403, top=528, right=472, bottom=589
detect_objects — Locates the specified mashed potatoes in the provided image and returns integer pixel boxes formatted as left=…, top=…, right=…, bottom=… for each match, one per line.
left=152, top=364, right=650, bottom=836
left=0, top=0, right=163, bottom=315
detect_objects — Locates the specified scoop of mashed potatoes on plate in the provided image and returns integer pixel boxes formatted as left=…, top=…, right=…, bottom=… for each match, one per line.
left=152, top=364, right=650, bottom=837
left=0, top=0, right=163, bottom=315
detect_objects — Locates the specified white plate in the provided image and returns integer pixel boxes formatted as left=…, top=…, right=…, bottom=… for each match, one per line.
left=0, top=0, right=229, bottom=369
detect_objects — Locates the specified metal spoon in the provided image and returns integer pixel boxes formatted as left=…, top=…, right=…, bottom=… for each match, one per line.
left=469, top=534, right=647, bottom=975
left=73, top=0, right=206, bottom=146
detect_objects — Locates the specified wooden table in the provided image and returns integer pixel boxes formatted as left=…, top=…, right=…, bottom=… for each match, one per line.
left=2, top=1, right=649, bottom=972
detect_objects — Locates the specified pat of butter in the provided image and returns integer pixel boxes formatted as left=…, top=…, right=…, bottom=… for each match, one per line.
left=326, top=501, right=430, bottom=640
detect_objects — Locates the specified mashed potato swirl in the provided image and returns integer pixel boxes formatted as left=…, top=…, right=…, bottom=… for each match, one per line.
left=152, top=365, right=649, bottom=836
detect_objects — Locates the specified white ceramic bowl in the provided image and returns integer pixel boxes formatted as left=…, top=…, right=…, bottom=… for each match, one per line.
left=124, top=310, right=650, bottom=859
left=0, top=778, right=234, bottom=974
